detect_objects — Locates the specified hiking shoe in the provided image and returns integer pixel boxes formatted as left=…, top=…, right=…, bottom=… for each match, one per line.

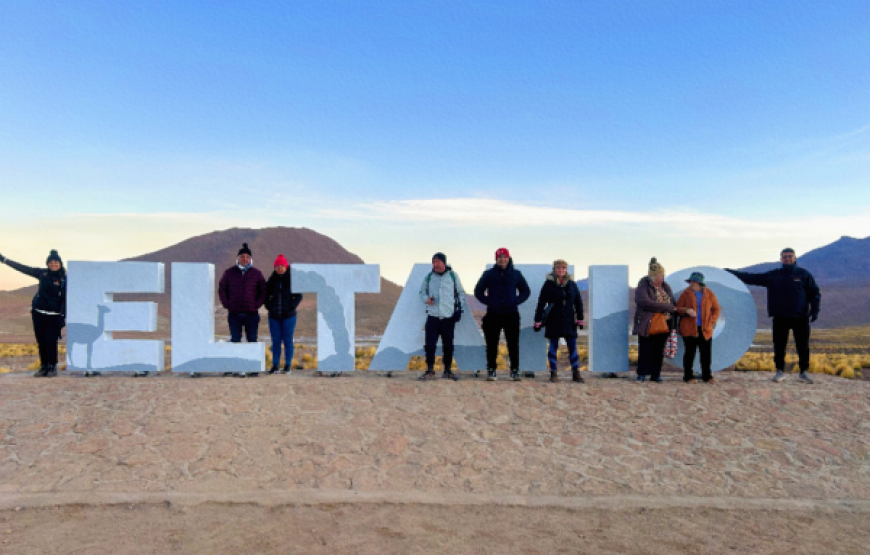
left=442, top=370, right=459, bottom=381
left=45, top=365, right=57, bottom=377
left=34, top=366, right=48, bottom=378
left=798, top=371, right=814, bottom=384
left=282, top=365, right=292, bottom=374
left=549, top=371, right=558, bottom=383
left=486, top=369, right=497, bottom=381
left=418, top=370, right=437, bottom=381
left=510, top=370, right=522, bottom=381
left=572, top=369, right=585, bottom=383
left=636, top=375, right=647, bottom=382
left=267, top=367, right=279, bottom=374
left=772, top=370, right=785, bottom=382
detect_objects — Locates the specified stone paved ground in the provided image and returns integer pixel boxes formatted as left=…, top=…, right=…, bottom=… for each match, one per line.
left=1, top=370, right=869, bottom=502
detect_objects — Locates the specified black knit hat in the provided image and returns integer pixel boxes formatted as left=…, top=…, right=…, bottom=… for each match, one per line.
left=46, top=249, right=62, bottom=266
left=432, top=252, right=447, bottom=265
left=238, top=243, right=252, bottom=257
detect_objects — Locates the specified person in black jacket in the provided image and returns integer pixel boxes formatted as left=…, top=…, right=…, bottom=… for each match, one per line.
left=265, top=254, right=302, bottom=374
left=0, top=250, right=66, bottom=377
left=726, top=248, right=821, bottom=384
left=474, top=247, right=531, bottom=381
left=533, top=260, right=585, bottom=383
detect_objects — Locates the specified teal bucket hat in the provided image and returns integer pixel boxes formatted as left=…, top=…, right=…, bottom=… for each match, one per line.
left=685, top=271, right=706, bottom=286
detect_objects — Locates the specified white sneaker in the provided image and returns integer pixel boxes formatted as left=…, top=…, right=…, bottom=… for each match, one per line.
left=772, top=370, right=785, bottom=382
left=798, top=371, right=814, bottom=384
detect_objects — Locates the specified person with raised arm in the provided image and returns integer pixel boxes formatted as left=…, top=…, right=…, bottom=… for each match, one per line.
left=0, top=250, right=66, bottom=377
left=726, top=248, right=820, bottom=384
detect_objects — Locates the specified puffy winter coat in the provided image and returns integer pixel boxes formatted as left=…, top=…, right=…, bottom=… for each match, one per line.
left=4, top=259, right=66, bottom=317
left=419, top=267, right=468, bottom=319
left=473, top=259, right=531, bottom=314
left=218, top=265, right=267, bottom=314
left=633, top=277, right=683, bottom=337
left=727, top=264, right=820, bottom=319
left=265, top=271, right=302, bottom=320
left=533, top=273, right=584, bottom=339
left=676, top=287, right=720, bottom=340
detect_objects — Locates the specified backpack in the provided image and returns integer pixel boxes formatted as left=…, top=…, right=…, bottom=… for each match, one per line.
left=425, top=270, right=463, bottom=322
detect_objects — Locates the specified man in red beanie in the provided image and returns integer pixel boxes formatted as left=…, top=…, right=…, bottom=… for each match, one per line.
left=474, top=248, right=530, bottom=381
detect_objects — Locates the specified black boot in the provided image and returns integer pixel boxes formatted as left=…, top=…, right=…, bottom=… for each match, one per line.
left=549, top=370, right=558, bottom=383
left=572, top=368, right=585, bottom=383
left=34, top=365, right=48, bottom=378
left=45, top=364, right=58, bottom=377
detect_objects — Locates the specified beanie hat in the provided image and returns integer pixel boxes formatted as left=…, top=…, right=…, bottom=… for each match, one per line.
left=432, top=252, right=447, bottom=265
left=238, top=243, right=252, bottom=257
left=685, top=271, right=705, bottom=286
left=648, top=257, right=665, bottom=277
left=274, top=254, right=289, bottom=268
left=495, top=247, right=510, bottom=260
left=46, top=250, right=62, bottom=266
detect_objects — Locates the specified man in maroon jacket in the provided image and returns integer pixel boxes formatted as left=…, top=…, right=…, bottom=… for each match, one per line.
left=219, top=243, right=267, bottom=349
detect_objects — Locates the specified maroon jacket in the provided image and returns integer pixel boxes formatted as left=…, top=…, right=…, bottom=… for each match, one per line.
left=218, top=266, right=267, bottom=314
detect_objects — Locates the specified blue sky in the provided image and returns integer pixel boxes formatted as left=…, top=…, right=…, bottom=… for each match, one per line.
left=1, top=1, right=869, bottom=289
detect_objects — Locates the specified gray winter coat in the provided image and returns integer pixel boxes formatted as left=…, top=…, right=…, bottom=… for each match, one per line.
left=419, top=268, right=468, bottom=319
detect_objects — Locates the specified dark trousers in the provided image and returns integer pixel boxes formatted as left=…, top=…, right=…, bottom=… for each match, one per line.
left=637, top=333, right=668, bottom=379
left=424, top=316, right=456, bottom=370
left=228, top=312, right=260, bottom=343
left=773, top=316, right=810, bottom=371
left=683, top=326, right=712, bottom=381
left=548, top=337, right=579, bottom=371
left=482, top=312, right=520, bottom=370
left=31, top=311, right=63, bottom=366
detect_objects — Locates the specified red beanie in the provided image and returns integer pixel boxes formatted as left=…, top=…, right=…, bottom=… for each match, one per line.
left=495, top=247, right=510, bottom=260
left=274, top=254, right=289, bottom=268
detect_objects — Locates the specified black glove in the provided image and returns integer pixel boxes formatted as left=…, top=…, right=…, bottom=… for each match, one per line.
left=0, top=253, right=5, bottom=263
left=533, top=323, right=542, bottom=333
left=810, top=313, right=818, bottom=323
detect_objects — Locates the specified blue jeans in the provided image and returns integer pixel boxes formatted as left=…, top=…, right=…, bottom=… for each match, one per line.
left=548, top=337, right=579, bottom=371
left=228, top=312, right=260, bottom=343
left=269, top=315, right=297, bottom=367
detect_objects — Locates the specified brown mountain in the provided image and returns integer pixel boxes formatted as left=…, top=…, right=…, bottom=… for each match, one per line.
left=1, top=227, right=402, bottom=341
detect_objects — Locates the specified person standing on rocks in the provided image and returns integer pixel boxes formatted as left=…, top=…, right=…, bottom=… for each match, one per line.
left=0, top=250, right=66, bottom=377
left=418, top=252, right=467, bottom=381
left=633, top=258, right=693, bottom=383
left=726, top=248, right=821, bottom=384
left=218, top=243, right=267, bottom=377
left=676, top=272, right=720, bottom=384
left=533, top=259, right=585, bottom=383
left=265, top=254, right=302, bottom=374
left=474, top=247, right=531, bottom=381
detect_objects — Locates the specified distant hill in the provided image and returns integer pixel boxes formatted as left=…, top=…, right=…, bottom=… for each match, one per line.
left=1, top=227, right=402, bottom=341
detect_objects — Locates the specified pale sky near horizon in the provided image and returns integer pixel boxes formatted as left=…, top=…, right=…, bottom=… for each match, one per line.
left=1, top=1, right=869, bottom=290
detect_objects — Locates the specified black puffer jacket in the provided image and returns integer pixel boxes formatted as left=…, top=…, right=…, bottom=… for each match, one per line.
left=727, top=264, right=820, bottom=319
left=4, top=259, right=66, bottom=317
left=265, top=271, right=302, bottom=320
left=473, top=258, right=531, bottom=314
left=533, top=273, right=584, bottom=339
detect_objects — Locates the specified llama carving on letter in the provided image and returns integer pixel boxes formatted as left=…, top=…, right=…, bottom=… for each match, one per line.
left=67, top=304, right=110, bottom=370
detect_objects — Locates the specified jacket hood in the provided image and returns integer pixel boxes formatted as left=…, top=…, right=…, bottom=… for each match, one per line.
left=546, top=271, right=574, bottom=284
